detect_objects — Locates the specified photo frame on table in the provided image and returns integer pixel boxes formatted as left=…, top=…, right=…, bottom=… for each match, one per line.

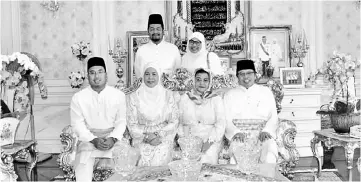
left=219, top=56, right=232, bottom=73
left=248, top=25, right=292, bottom=78
left=126, top=31, right=150, bottom=87
left=279, top=67, right=305, bottom=88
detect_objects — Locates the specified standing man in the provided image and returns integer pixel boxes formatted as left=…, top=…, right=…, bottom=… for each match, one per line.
left=224, top=60, right=281, bottom=179
left=258, top=36, right=271, bottom=77
left=134, top=14, right=181, bottom=78
left=71, top=57, right=127, bottom=181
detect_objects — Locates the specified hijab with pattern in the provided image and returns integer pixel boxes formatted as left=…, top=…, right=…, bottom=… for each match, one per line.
left=186, top=68, right=217, bottom=105
left=137, top=62, right=167, bottom=121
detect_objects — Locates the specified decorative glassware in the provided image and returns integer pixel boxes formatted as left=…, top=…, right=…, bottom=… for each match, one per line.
left=178, top=136, right=203, bottom=160
left=168, top=159, right=202, bottom=181
left=112, top=143, right=138, bottom=178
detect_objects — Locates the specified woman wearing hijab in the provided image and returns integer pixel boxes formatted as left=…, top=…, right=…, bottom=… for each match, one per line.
left=181, top=32, right=224, bottom=75
left=178, top=68, right=226, bottom=164
left=127, top=62, right=179, bottom=166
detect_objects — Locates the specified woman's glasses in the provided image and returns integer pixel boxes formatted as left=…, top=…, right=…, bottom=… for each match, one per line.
left=189, top=40, right=201, bottom=46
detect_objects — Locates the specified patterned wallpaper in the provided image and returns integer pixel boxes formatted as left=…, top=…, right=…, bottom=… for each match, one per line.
left=19, top=1, right=164, bottom=80
left=251, top=1, right=302, bottom=30
left=20, top=1, right=93, bottom=79
left=323, top=1, right=360, bottom=60
left=17, top=1, right=360, bottom=80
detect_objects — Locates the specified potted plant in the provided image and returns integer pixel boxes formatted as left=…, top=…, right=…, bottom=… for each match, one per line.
left=317, top=51, right=361, bottom=133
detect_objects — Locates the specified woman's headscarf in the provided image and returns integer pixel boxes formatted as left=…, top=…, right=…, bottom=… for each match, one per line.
left=137, top=62, right=167, bottom=121
left=186, top=68, right=216, bottom=105
left=181, top=32, right=209, bottom=72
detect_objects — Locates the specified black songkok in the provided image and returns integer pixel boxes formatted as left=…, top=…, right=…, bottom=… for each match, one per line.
left=87, top=57, right=106, bottom=72
left=148, top=14, right=164, bottom=29
left=236, top=60, right=256, bottom=74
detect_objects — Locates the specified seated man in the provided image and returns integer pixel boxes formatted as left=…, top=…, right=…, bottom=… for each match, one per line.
left=224, top=60, right=284, bottom=179
left=70, top=57, right=127, bottom=181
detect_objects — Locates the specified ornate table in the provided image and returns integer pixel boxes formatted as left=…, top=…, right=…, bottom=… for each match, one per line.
left=107, top=164, right=281, bottom=181
left=1, top=140, right=38, bottom=181
left=310, top=129, right=360, bottom=182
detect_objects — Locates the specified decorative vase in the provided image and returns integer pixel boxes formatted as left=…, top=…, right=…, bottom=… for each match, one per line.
left=330, top=112, right=361, bottom=133
left=0, top=117, right=20, bottom=146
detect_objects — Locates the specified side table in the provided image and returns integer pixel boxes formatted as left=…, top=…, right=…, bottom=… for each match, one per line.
left=310, top=129, right=360, bottom=182
left=1, top=140, right=38, bottom=181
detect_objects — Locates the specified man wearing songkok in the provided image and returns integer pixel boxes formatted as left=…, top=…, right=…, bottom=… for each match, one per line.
left=224, top=60, right=283, bottom=179
left=134, top=14, right=181, bottom=78
left=70, top=57, right=127, bottom=181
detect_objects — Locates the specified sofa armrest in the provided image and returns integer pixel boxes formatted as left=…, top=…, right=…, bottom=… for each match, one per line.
left=276, top=119, right=300, bottom=179
left=57, top=125, right=77, bottom=181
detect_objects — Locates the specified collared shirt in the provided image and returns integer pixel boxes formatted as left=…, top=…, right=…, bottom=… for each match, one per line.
left=70, top=86, right=127, bottom=142
left=224, top=84, right=278, bottom=139
left=134, top=40, right=181, bottom=78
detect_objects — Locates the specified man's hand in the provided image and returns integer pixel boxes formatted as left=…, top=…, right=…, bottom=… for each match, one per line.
left=143, top=133, right=159, bottom=143
left=258, top=132, right=272, bottom=142
left=201, top=141, right=213, bottom=153
left=103, top=137, right=117, bottom=149
left=148, top=137, right=162, bottom=146
left=232, top=132, right=246, bottom=143
left=90, top=138, right=109, bottom=151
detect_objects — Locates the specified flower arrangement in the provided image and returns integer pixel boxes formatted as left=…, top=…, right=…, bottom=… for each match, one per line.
left=317, top=51, right=360, bottom=133
left=71, top=41, right=92, bottom=61
left=1, top=52, right=47, bottom=112
left=68, top=71, right=85, bottom=89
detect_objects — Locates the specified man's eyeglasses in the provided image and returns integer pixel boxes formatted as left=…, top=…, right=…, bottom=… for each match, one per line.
left=238, top=71, right=255, bottom=77
left=89, top=71, right=105, bottom=75
left=189, top=40, right=201, bottom=45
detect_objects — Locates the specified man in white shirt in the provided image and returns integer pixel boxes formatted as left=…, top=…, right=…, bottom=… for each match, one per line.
left=224, top=60, right=280, bottom=178
left=134, top=14, right=181, bottom=78
left=258, top=36, right=271, bottom=77
left=71, top=57, right=127, bottom=181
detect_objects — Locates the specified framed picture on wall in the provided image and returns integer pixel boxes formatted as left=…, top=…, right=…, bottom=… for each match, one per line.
left=219, top=56, right=231, bottom=73
left=248, top=26, right=292, bottom=78
left=280, top=67, right=305, bottom=88
left=126, top=31, right=150, bottom=87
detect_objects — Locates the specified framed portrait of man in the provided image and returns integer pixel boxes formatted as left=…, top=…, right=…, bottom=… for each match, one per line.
left=248, top=26, right=292, bottom=78
left=126, top=31, right=150, bottom=87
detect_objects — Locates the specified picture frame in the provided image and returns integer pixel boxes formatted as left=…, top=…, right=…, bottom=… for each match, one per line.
left=219, top=56, right=232, bottom=73
left=279, top=67, right=305, bottom=89
left=248, top=25, right=292, bottom=78
left=126, top=31, right=150, bottom=87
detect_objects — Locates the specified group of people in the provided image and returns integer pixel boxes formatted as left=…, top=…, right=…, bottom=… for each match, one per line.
left=70, top=14, right=286, bottom=181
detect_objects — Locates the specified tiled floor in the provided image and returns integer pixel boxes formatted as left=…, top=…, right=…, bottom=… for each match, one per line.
left=14, top=147, right=360, bottom=181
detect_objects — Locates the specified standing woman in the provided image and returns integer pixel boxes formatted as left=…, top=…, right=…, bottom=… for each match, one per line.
left=181, top=32, right=224, bottom=75
left=178, top=68, right=226, bottom=164
left=127, top=62, right=179, bottom=166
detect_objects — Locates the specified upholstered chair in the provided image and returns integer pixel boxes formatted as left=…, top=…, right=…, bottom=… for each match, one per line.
left=57, top=79, right=142, bottom=181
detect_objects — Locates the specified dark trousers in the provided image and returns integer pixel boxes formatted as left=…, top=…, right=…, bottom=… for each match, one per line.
left=262, top=61, right=269, bottom=77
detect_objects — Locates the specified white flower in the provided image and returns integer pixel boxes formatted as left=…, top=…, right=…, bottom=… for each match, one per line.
left=82, top=48, right=90, bottom=55
left=1, top=55, right=9, bottom=64
left=71, top=43, right=80, bottom=50
left=71, top=81, right=78, bottom=87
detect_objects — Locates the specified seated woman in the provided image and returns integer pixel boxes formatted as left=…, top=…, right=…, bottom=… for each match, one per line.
left=127, top=62, right=179, bottom=167
left=181, top=32, right=224, bottom=75
left=178, top=68, right=226, bottom=164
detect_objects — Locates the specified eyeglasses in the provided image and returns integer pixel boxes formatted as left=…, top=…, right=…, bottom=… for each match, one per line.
left=238, top=71, right=255, bottom=77
left=89, top=70, right=106, bottom=75
left=189, top=40, right=201, bottom=45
